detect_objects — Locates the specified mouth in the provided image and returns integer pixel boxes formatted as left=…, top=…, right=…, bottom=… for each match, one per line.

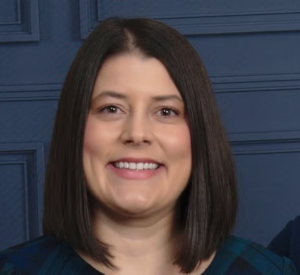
left=111, top=161, right=161, bottom=171
left=108, top=158, right=163, bottom=180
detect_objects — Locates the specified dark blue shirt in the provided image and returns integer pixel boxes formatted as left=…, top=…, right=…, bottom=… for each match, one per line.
left=0, top=235, right=298, bottom=274
left=268, top=216, right=300, bottom=274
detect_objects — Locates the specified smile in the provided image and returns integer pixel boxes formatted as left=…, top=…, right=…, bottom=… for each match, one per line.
left=113, top=162, right=159, bottom=171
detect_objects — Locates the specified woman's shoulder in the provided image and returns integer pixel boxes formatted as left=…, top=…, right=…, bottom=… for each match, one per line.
left=0, top=235, right=63, bottom=274
left=0, top=235, right=91, bottom=275
left=268, top=216, right=300, bottom=273
left=208, top=235, right=298, bottom=275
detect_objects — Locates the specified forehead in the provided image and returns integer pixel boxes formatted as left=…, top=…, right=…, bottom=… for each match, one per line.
left=92, top=53, right=181, bottom=99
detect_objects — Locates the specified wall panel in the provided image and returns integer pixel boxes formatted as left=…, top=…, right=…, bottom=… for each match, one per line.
left=215, top=87, right=300, bottom=135
left=0, top=0, right=39, bottom=42
left=232, top=140, right=300, bottom=245
left=79, top=0, right=300, bottom=38
left=0, top=142, right=44, bottom=250
left=0, top=85, right=59, bottom=143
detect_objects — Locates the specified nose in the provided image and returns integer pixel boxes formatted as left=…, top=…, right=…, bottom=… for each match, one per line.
left=120, top=114, right=152, bottom=146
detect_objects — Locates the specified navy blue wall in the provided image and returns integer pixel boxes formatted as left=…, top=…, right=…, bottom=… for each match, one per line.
left=1, top=0, right=300, bottom=250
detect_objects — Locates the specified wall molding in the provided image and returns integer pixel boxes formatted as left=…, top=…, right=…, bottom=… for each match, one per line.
left=170, top=11, right=300, bottom=36
left=0, top=84, right=62, bottom=92
left=0, top=0, right=22, bottom=25
left=211, top=73, right=300, bottom=93
left=79, top=0, right=300, bottom=38
left=0, top=84, right=61, bottom=101
left=0, top=142, right=45, bottom=238
left=1, top=73, right=300, bottom=96
left=79, top=0, right=92, bottom=39
left=232, top=137, right=300, bottom=156
left=0, top=0, right=40, bottom=43
left=233, top=147, right=300, bottom=156
left=0, top=76, right=299, bottom=143
left=229, top=131, right=300, bottom=144
left=0, top=160, right=29, bottom=239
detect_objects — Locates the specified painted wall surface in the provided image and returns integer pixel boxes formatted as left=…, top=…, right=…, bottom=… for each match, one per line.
left=0, top=0, right=300, bottom=250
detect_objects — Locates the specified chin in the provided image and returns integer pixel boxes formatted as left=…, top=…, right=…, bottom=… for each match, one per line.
left=113, top=196, right=155, bottom=217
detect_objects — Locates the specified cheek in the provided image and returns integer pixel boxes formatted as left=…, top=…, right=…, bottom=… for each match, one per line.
left=83, top=121, right=98, bottom=161
left=83, top=119, right=97, bottom=154
left=83, top=117, right=110, bottom=155
left=83, top=118, right=110, bottom=190
left=156, top=123, right=192, bottom=194
left=166, top=124, right=192, bottom=183
left=161, top=124, right=191, bottom=159
left=83, top=118, right=108, bottom=171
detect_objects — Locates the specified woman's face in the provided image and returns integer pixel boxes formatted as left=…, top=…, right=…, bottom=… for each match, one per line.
left=83, top=53, right=191, bottom=219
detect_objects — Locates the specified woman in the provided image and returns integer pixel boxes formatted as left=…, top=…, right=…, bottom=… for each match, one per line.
left=0, top=18, right=297, bottom=275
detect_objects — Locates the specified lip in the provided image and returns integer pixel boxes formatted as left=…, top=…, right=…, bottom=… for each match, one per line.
left=108, top=163, right=163, bottom=180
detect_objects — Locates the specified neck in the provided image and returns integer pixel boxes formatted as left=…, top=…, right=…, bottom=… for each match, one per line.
left=85, top=207, right=185, bottom=275
left=95, top=208, right=178, bottom=255
left=78, top=207, right=215, bottom=275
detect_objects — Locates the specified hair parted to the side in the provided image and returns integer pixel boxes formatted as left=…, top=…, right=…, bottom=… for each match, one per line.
left=43, top=17, right=237, bottom=274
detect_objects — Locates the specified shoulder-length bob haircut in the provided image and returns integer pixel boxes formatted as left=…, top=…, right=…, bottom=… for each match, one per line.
left=43, top=17, right=237, bottom=273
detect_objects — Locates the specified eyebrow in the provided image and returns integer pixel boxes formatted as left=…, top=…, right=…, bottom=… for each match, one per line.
left=93, top=91, right=183, bottom=102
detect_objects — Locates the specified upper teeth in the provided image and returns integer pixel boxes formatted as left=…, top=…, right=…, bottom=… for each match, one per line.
left=114, top=162, right=159, bottom=170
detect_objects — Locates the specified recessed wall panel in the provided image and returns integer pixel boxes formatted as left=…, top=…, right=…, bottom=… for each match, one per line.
left=0, top=0, right=39, bottom=42
left=79, top=0, right=300, bottom=38
left=233, top=143, right=300, bottom=245
left=0, top=143, right=44, bottom=250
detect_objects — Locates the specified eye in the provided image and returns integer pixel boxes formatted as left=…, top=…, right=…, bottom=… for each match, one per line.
left=157, top=108, right=179, bottom=118
left=98, top=105, right=123, bottom=115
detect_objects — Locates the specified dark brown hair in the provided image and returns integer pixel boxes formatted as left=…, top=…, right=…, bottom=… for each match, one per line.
left=43, top=17, right=237, bottom=273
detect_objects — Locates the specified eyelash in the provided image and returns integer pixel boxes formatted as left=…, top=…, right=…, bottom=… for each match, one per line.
left=98, top=105, right=122, bottom=115
left=97, top=105, right=180, bottom=118
left=156, top=107, right=179, bottom=118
